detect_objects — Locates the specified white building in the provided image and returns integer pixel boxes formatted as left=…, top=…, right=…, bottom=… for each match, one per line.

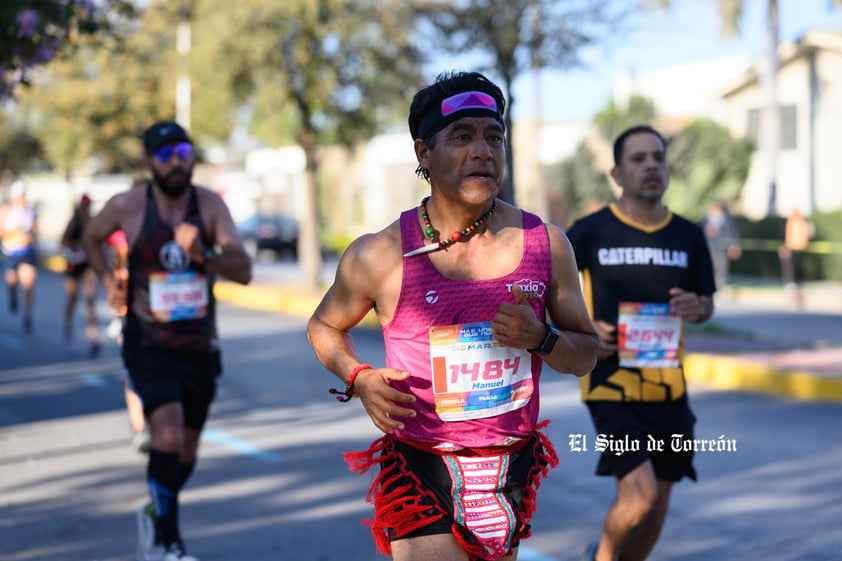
left=720, top=29, right=842, bottom=218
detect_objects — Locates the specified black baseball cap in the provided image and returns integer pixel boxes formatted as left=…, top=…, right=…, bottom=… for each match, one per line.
left=143, top=121, right=192, bottom=154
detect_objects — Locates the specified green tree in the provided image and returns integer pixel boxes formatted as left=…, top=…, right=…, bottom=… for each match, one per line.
left=550, top=143, right=613, bottom=226
left=412, top=0, right=622, bottom=203
left=550, top=95, right=657, bottom=222
left=16, top=2, right=177, bottom=177
left=14, top=1, right=424, bottom=288
left=647, top=0, right=842, bottom=216
left=0, top=112, right=44, bottom=183
left=665, top=118, right=753, bottom=219
left=196, top=0, right=425, bottom=287
left=549, top=96, right=752, bottom=224
left=2, top=0, right=139, bottom=184
left=593, top=96, right=658, bottom=147
left=1, top=0, right=136, bottom=99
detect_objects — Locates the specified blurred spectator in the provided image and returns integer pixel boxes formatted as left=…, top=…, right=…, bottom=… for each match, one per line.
left=1, top=180, right=38, bottom=332
left=60, top=194, right=100, bottom=356
left=779, top=207, right=812, bottom=308
left=701, top=200, right=741, bottom=297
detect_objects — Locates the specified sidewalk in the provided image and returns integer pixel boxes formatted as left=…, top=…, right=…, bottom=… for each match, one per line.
left=215, top=269, right=842, bottom=404
left=682, top=278, right=842, bottom=402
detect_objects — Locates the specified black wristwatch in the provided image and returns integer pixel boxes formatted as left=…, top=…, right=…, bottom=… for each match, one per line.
left=201, top=247, right=215, bottom=264
left=528, top=322, right=560, bottom=355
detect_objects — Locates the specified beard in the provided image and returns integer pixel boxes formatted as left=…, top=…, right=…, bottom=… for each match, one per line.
left=152, top=167, right=193, bottom=199
left=635, top=190, right=664, bottom=204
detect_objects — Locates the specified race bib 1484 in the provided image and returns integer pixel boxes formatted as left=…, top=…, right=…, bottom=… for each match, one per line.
left=429, top=321, right=533, bottom=421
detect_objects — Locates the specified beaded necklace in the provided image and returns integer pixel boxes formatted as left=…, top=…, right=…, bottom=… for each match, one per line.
left=403, top=196, right=497, bottom=257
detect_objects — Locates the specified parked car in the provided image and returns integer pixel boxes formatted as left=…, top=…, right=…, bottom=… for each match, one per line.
left=236, top=214, right=299, bottom=260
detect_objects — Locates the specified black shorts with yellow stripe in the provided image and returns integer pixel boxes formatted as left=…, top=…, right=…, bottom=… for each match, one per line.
left=586, top=398, right=697, bottom=482
left=580, top=366, right=687, bottom=402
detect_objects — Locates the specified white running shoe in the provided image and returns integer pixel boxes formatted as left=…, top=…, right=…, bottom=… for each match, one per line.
left=107, top=316, right=124, bottom=339
left=132, top=429, right=151, bottom=454
left=136, top=502, right=162, bottom=561
left=163, top=541, right=198, bottom=561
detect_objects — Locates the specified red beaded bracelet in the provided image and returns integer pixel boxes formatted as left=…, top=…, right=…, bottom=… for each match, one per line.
left=329, top=363, right=373, bottom=402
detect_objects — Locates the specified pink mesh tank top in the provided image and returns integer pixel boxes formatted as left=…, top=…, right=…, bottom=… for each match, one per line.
left=384, top=206, right=552, bottom=450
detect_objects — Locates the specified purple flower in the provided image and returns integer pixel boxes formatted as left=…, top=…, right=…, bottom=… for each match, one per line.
left=15, top=9, right=40, bottom=38
left=31, top=37, right=63, bottom=64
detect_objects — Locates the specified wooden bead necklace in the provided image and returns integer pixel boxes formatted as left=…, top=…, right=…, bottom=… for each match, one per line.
left=403, top=196, right=497, bottom=257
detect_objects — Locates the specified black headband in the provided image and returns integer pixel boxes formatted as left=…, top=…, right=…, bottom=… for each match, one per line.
left=415, top=90, right=505, bottom=140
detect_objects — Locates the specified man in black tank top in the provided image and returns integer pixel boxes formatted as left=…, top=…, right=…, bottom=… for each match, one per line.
left=82, top=121, right=252, bottom=561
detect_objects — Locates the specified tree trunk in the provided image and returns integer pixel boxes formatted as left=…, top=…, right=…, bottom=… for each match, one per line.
left=299, top=130, right=323, bottom=291
left=502, top=73, right=516, bottom=204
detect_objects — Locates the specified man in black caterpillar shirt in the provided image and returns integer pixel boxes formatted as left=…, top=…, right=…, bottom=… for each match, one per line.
left=83, top=121, right=251, bottom=561
left=566, top=125, right=715, bottom=561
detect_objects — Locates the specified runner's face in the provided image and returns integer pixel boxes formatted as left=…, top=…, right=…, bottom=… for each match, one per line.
left=421, top=117, right=506, bottom=204
left=611, top=132, right=669, bottom=203
left=149, top=142, right=195, bottom=199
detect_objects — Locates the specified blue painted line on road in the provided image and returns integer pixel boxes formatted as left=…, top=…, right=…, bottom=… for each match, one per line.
left=0, top=333, right=24, bottom=350
left=203, top=428, right=281, bottom=462
left=79, top=372, right=111, bottom=390
left=519, top=546, right=563, bottom=561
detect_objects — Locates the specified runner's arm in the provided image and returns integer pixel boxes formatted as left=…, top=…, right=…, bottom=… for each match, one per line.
left=307, top=231, right=416, bottom=434
left=82, top=196, right=124, bottom=282
left=82, top=195, right=128, bottom=312
left=540, top=224, right=600, bottom=376
left=187, top=190, right=251, bottom=285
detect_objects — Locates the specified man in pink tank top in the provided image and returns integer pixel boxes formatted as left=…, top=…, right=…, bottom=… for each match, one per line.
left=308, top=71, right=599, bottom=561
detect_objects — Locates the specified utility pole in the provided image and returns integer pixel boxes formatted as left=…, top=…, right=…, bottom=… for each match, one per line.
left=760, top=0, right=780, bottom=216
left=176, top=4, right=192, bottom=129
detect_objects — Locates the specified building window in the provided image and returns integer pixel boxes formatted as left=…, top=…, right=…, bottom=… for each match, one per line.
left=745, top=105, right=797, bottom=150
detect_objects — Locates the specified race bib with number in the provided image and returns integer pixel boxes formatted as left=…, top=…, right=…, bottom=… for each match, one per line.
left=429, top=321, right=533, bottom=421
left=149, top=271, right=208, bottom=322
left=617, top=302, right=681, bottom=368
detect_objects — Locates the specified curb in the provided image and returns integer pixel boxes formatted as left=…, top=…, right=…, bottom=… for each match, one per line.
left=213, top=282, right=322, bottom=319
left=44, top=255, right=841, bottom=403
left=213, top=282, right=842, bottom=404
left=212, top=281, right=380, bottom=327
left=684, top=353, right=842, bottom=403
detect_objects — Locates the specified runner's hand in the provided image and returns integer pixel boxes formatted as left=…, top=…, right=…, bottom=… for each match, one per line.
left=174, top=222, right=204, bottom=263
left=669, top=287, right=704, bottom=323
left=491, top=283, right=544, bottom=350
left=593, top=320, right=617, bottom=360
left=353, top=367, right=416, bottom=435
left=103, top=274, right=128, bottom=316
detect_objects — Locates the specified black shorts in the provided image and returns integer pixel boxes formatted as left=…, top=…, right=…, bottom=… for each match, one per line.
left=122, top=345, right=221, bottom=430
left=65, top=261, right=89, bottom=279
left=586, top=399, right=697, bottom=482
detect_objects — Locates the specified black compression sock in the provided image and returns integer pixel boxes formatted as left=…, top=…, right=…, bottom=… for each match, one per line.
left=178, top=461, right=196, bottom=490
left=147, top=449, right=181, bottom=545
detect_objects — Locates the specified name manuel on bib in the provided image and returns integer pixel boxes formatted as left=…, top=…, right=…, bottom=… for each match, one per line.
left=471, top=380, right=505, bottom=390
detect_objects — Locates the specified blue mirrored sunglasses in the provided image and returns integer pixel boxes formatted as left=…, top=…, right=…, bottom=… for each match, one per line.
left=153, top=142, right=194, bottom=162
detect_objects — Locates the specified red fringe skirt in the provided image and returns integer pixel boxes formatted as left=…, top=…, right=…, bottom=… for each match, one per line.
left=344, top=421, right=559, bottom=560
